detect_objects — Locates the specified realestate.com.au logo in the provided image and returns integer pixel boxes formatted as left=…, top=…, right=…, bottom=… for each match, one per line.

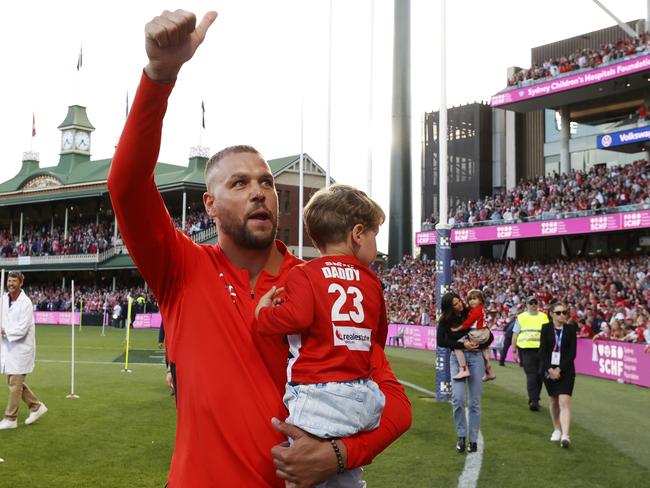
left=333, top=326, right=371, bottom=351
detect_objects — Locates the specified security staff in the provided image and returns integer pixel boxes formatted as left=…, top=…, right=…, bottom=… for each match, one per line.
left=512, top=297, right=548, bottom=411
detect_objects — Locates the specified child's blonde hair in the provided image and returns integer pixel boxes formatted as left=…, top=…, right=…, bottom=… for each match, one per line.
left=303, top=184, right=385, bottom=251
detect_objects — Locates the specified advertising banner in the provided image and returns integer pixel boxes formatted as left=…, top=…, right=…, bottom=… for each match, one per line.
left=34, top=311, right=161, bottom=328
left=491, top=54, right=650, bottom=107
left=388, top=324, right=649, bottom=388
left=597, top=125, right=650, bottom=149
left=415, top=209, right=650, bottom=246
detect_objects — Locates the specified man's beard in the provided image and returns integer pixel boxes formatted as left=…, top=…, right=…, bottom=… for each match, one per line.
left=219, top=205, right=278, bottom=250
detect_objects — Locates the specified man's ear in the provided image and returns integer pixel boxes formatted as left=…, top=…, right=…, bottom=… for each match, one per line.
left=203, top=192, right=217, bottom=219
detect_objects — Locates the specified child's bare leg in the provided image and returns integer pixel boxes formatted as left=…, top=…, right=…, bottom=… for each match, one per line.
left=452, top=348, right=471, bottom=380
left=482, top=347, right=496, bottom=381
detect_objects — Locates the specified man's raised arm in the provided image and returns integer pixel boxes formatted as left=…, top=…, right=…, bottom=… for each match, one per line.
left=107, top=10, right=217, bottom=302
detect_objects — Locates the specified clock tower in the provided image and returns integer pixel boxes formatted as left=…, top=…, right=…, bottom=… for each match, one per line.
left=56, top=105, right=95, bottom=175
left=58, top=105, right=95, bottom=156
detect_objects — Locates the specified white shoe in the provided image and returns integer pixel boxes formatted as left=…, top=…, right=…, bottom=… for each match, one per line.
left=0, top=418, right=17, bottom=430
left=560, top=435, right=571, bottom=448
left=25, top=404, right=48, bottom=425
left=550, top=430, right=561, bottom=441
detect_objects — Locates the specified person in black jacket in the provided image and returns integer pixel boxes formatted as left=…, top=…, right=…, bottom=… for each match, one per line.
left=538, top=301, right=577, bottom=448
left=499, top=309, right=518, bottom=366
left=437, top=292, right=493, bottom=454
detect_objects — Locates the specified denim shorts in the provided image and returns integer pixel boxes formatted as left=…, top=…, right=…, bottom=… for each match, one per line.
left=284, top=378, right=385, bottom=439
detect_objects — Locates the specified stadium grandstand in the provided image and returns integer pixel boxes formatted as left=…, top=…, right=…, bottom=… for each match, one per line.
left=412, top=18, right=650, bottom=392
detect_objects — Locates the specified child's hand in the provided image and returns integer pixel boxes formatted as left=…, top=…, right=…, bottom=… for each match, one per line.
left=272, top=288, right=286, bottom=306
left=255, top=286, right=285, bottom=319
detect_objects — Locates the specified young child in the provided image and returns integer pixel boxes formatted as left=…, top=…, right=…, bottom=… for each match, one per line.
left=254, top=184, right=390, bottom=488
left=451, top=289, right=496, bottom=382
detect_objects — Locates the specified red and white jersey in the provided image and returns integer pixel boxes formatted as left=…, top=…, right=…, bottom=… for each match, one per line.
left=255, top=255, right=387, bottom=384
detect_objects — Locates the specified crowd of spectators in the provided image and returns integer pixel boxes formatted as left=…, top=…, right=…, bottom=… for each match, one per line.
left=507, top=33, right=650, bottom=87
left=0, top=210, right=215, bottom=258
left=378, top=254, right=650, bottom=344
left=423, top=159, right=649, bottom=229
left=29, top=285, right=158, bottom=316
left=19, top=251, right=650, bottom=345
left=171, top=210, right=215, bottom=237
left=0, top=220, right=115, bottom=258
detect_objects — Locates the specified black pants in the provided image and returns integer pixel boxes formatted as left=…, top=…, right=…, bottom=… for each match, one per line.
left=519, top=348, right=542, bottom=403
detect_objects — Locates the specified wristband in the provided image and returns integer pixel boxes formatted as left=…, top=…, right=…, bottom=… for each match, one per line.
left=330, top=440, right=345, bottom=474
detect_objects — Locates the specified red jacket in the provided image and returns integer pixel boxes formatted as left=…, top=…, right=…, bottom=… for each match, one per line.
left=107, top=72, right=411, bottom=488
left=255, top=256, right=387, bottom=384
left=461, top=305, right=485, bottom=330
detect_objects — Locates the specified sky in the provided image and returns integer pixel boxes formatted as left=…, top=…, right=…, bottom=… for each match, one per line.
left=0, top=0, right=646, bottom=253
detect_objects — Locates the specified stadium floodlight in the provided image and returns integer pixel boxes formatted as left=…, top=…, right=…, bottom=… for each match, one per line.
left=122, top=295, right=133, bottom=373
left=66, top=280, right=80, bottom=399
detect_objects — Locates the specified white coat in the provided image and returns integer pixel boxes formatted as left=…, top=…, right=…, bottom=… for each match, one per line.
left=0, top=290, right=36, bottom=375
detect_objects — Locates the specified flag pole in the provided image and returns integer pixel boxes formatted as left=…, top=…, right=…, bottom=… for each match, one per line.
left=200, top=100, right=205, bottom=147
left=367, top=0, right=375, bottom=197
left=298, top=97, right=304, bottom=260
left=76, top=45, right=83, bottom=104
left=0, top=269, right=3, bottom=462
left=66, top=280, right=79, bottom=399
left=122, top=295, right=133, bottom=373
left=325, top=0, right=333, bottom=189
left=30, top=113, right=35, bottom=152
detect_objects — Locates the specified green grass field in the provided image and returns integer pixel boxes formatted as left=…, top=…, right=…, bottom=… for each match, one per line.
left=0, top=326, right=648, bottom=487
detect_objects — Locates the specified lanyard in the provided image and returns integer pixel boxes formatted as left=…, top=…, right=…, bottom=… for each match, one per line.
left=553, top=327, right=563, bottom=352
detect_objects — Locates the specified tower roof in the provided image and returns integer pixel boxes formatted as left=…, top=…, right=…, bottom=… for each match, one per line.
left=57, top=105, right=95, bottom=131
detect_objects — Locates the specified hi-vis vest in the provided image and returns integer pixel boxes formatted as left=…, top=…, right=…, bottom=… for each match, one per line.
left=516, top=311, right=548, bottom=349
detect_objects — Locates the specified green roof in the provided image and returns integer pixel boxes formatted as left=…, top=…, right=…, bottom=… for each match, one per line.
left=268, top=154, right=299, bottom=174
left=0, top=152, right=317, bottom=206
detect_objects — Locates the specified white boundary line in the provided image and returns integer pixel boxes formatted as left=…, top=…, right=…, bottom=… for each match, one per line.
left=37, top=359, right=164, bottom=367
left=457, top=422, right=484, bottom=488
left=398, top=379, right=484, bottom=488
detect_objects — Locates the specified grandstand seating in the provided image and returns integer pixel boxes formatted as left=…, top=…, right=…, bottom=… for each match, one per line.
left=422, top=159, right=649, bottom=229
left=0, top=210, right=214, bottom=257
left=507, top=33, right=650, bottom=86
left=378, top=254, right=649, bottom=344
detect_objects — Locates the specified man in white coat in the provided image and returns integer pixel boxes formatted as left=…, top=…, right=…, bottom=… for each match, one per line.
left=0, top=271, right=47, bottom=430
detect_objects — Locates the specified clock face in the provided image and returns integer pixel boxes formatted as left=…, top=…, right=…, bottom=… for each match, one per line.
left=74, top=131, right=90, bottom=151
left=61, top=130, right=74, bottom=151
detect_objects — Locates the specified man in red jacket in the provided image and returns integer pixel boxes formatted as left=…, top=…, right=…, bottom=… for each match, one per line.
left=107, top=9, right=411, bottom=488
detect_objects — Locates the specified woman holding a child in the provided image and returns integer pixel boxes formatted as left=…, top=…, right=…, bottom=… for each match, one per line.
left=436, top=291, right=493, bottom=454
